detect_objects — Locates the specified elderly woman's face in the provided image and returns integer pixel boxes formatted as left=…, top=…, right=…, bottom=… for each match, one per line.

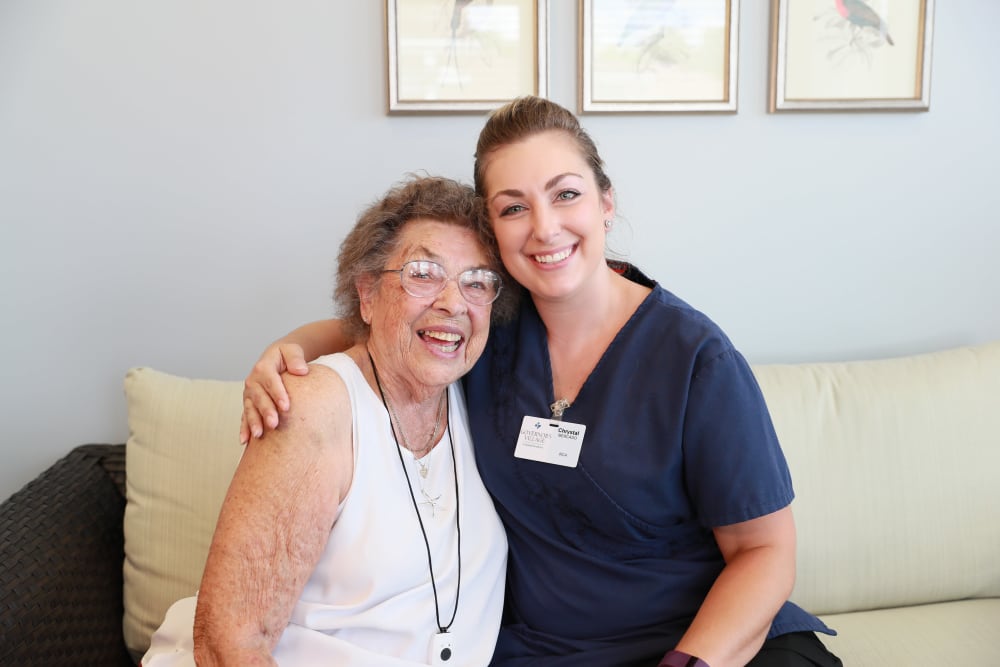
left=361, top=219, right=493, bottom=390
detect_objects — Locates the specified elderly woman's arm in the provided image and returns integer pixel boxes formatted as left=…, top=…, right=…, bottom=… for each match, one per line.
left=195, top=367, right=354, bottom=666
left=672, top=506, right=798, bottom=667
left=240, top=319, right=351, bottom=444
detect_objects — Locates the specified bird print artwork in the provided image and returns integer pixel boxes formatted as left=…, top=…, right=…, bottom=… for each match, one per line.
left=445, top=0, right=495, bottom=89
left=587, top=0, right=730, bottom=105
left=615, top=0, right=690, bottom=73
left=392, top=0, right=530, bottom=106
left=816, top=0, right=895, bottom=67
left=836, top=0, right=894, bottom=45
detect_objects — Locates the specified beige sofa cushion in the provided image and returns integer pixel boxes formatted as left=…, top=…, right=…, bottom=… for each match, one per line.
left=122, top=367, right=243, bottom=660
left=753, top=341, right=1000, bottom=616
left=819, top=599, right=1000, bottom=665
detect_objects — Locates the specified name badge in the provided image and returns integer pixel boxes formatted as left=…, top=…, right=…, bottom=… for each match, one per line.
left=514, top=416, right=586, bottom=468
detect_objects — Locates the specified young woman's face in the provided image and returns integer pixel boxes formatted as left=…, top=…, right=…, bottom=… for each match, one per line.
left=481, top=130, right=614, bottom=303
left=359, top=219, right=493, bottom=391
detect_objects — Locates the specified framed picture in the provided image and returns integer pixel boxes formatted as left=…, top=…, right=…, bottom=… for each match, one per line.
left=769, top=0, right=935, bottom=112
left=386, top=0, right=547, bottom=113
left=579, top=0, right=740, bottom=113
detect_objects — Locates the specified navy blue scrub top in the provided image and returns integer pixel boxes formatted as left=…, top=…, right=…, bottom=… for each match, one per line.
left=464, top=265, right=833, bottom=665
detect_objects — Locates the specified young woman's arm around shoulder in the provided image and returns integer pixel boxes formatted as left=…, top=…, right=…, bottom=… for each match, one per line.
left=240, top=319, right=349, bottom=443
left=676, top=506, right=797, bottom=667
left=195, top=365, right=353, bottom=666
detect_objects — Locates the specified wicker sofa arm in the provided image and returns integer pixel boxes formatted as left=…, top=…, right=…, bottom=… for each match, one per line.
left=0, top=444, right=134, bottom=666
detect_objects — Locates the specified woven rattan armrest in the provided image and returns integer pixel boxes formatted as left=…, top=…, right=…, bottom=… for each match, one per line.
left=0, top=444, right=134, bottom=666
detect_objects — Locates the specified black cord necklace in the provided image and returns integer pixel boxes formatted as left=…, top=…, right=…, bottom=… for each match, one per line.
left=368, top=350, right=462, bottom=637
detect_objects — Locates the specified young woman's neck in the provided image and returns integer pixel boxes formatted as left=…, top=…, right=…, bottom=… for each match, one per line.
left=532, top=263, right=650, bottom=405
left=531, top=263, right=637, bottom=344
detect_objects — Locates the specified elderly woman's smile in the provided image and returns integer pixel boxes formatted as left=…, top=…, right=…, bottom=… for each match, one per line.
left=418, top=328, right=462, bottom=353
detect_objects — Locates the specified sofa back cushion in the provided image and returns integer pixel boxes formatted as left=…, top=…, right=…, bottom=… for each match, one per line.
left=122, top=367, right=243, bottom=661
left=753, top=341, right=1000, bottom=616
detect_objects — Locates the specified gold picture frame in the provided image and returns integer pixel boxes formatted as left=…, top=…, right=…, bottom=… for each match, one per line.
left=579, top=0, right=739, bottom=113
left=386, top=0, right=548, bottom=113
left=769, top=0, right=935, bottom=112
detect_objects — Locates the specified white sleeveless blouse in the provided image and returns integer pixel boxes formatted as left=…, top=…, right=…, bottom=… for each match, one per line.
left=142, top=353, right=507, bottom=666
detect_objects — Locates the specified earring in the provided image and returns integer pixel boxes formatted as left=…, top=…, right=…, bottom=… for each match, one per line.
left=604, top=219, right=613, bottom=231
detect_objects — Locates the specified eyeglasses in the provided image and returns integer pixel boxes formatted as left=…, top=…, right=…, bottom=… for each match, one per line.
left=382, top=260, right=503, bottom=306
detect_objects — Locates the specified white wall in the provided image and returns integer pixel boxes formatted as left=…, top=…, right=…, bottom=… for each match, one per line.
left=2, top=1, right=998, bottom=501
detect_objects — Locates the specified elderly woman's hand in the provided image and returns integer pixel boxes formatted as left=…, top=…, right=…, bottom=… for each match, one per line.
left=239, top=342, right=309, bottom=444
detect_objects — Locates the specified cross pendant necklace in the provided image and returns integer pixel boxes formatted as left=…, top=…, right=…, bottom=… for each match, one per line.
left=418, top=487, right=443, bottom=517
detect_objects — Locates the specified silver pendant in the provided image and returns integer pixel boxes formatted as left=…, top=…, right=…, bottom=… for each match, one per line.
left=419, top=488, right=442, bottom=517
left=550, top=398, right=571, bottom=420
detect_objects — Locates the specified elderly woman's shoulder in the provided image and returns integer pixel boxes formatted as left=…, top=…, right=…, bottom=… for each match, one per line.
left=282, top=361, right=352, bottom=420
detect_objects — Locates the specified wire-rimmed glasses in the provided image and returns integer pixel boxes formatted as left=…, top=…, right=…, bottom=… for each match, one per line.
left=382, top=260, right=503, bottom=306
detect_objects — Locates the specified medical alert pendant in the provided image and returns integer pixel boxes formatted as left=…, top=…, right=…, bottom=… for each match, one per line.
left=432, top=632, right=454, bottom=664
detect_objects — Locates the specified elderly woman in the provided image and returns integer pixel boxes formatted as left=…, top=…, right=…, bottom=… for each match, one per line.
left=141, top=176, right=513, bottom=667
